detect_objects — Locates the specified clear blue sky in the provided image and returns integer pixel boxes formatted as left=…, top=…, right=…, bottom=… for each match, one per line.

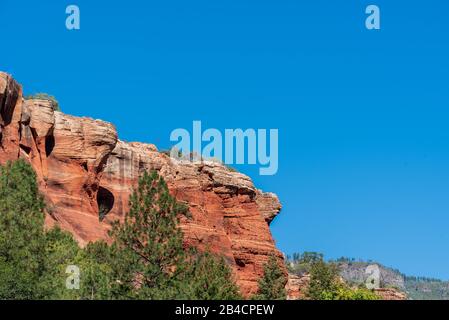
left=1, top=1, right=448, bottom=279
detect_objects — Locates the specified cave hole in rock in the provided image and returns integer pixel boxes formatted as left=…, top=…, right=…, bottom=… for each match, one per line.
left=97, top=186, right=114, bottom=222
left=45, top=135, right=55, bottom=157
left=235, top=258, right=246, bottom=268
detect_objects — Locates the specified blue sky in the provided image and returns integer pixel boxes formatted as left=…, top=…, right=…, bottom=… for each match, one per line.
left=1, top=1, right=449, bottom=279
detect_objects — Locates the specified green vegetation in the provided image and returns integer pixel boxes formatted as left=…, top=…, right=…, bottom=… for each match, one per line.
left=10, top=158, right=445, bottom=301
left=287, top=252, right=323, bottom=275
left=182, top=250, right=242, bottom=300
left=319, top=285, right=380, bottom=300
left=405, top=277, right=449, bottom=300
left=307, top=260, right=378, bottom=300
left=253, top=255, right=287, bottom=300
left=287, top=252, right=379, bottom=300
left=307, top=260, right=339, bottom=299
left=41, top=227, right=82, bottom=299
left=25, top=93, right=60, bottom=111
left=0, top=160, right=241, bottom=300
left=0, top=160, right=48, bottom=299
left=288, top=251, right=449, bottom=300
left=108, top=170, right=240, bottom=299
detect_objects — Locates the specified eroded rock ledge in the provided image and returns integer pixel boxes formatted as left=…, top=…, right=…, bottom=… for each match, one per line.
left=0, top=72, right=285, bottom=297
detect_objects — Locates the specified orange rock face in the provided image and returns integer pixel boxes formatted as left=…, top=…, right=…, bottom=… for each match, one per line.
left=0, top=72, right=285, bottom=297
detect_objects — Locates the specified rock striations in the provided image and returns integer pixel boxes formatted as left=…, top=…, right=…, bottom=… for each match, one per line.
left=0, top=72, right=285, bottom=297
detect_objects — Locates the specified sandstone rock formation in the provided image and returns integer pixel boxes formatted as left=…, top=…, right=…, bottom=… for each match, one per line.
left=0, top=72, right=285, bottom=297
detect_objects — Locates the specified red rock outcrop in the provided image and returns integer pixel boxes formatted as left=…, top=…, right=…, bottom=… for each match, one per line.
left=0, top=72, right=285, bottom=297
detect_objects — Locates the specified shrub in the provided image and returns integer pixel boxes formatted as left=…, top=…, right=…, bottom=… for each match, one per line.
left=320, top=284, right=379, bottom=300
left=25, top=93, right=60, bottom=111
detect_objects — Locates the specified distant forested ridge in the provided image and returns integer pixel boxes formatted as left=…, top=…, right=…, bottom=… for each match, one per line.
left=286, top=252, right=449, bottom=300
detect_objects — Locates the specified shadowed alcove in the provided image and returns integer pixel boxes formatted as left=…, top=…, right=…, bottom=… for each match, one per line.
left=45, top=135, right=55, bottom=157
left=97, top=186, right=114, bottom=222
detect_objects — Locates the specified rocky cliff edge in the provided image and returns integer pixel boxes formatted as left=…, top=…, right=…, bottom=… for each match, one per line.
left=0, top=72, right=285, bottom=297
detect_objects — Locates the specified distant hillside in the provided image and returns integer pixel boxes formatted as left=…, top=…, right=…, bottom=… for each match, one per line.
left=404, top=276, right=449, bottom=300
left=335, top=260, right=405, bottom=290
left=286, top=252, right=449, bottom=300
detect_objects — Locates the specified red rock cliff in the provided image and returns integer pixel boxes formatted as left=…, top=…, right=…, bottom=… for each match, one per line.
left=0, top=72, right=285, bottom=297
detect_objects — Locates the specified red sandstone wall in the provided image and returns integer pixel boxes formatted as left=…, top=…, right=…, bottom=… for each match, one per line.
left=0, top=72, right=285, bottom=297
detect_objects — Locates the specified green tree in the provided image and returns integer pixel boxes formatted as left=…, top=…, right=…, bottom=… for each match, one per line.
left=0, top=162, right=243, bottom=300
left=41, top=226, right=81, bottom=299
left=109, top=170, right=242, bottom=300
left=0, top=160, right=48, bottom=299
left=181, top=250, right=241, bottom=300
left=307, top=259, right=340, bottom=300
left=287, top=251, right=325, bottom=275
left=0, top=160, right=112, bottom=300
left=307, top=259, right=379, bottom=300
left=109, top=170, right=193, bottom=299
left=76, top=241, right=115, bottom=300
left=300, top=252, right=324, bottom=264
left=253, top=255, right=287, bottom=300
left=43, top=230, right=115, bottom=300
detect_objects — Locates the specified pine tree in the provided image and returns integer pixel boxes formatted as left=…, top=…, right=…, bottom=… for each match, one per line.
left=0, top=163, right=243, bottom=300
left=307, top=259, right=339, bottom=300
left=0, top=160, right=92, bottom=300
left=109, top=170, right=243, bottom=300
left=0, top=160, right=47, bottom=299
left=181, top=250, right=242, bottom=300
left=109, top=170, right=190, bottom=299
left=41, top=226, right=81, bottom=299
left=76, top=241, right=115, bottom=300
left=42, top=228, right=116, bottom=300
left=253, top=255, right=287, bottom=300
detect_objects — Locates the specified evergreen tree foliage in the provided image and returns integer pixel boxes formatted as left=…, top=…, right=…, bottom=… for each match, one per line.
left=0, top=162, right=242, bottom=300
left=181, top=250, right=242, bottom=300
left=253, top=255, right=287, bottom=300
left=108, top=170, right=190, bottom=299
left=41, top=226, right=81, bottom=299
left=109, top=170, right=242, bottom=300
left=76, top=241, right=115, bottom=300
left=0, top=160, right=47, bottom=299
left=307, top=259, right=340, bottom=299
